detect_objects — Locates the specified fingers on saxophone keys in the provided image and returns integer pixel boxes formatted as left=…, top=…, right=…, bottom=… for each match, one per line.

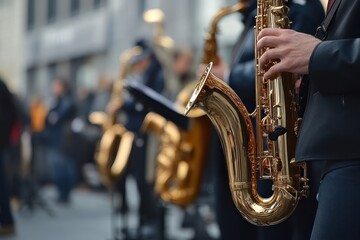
left=259, top=48, right=281, bottom=69
left=257, top=28, right=283, bottom=41
left=259, top=48, right=284, bottom=80
left=257, top=29, right=290, bottom=80
left=257, top=35, right=279, bottom=50
left=263, top=62, right=284, bottom=80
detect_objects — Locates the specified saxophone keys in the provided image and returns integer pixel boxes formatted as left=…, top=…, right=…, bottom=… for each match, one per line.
left=270, top=6, right=289, bottom=16
left=276, top=17, right=290, bottom=29
left=261, top=115, right=272, bottom=133
left=260, top=157, right=282, bottom=179
left=260, top=157, right=272, bottom=178
left=268, top=126, right=288, bottom=141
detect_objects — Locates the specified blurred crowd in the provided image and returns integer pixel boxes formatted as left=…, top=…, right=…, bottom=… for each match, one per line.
left=0, top=73, right=113, bottom=232
left=0, top=39, right=203, bottom=239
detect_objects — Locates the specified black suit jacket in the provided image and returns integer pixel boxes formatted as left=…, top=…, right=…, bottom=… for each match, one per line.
left=0, top=80, right=17, bottom=149
left=296, top=0, right=360, bottom=161
left=121, top=56, right=165, bottom=133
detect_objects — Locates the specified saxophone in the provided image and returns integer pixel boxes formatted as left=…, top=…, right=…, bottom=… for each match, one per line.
left=141, top=3, right=247, bottom=207
left=90, top=47, right=142, bottom=186
left=143, top=8, right=174, bottom=49
left=185, top=0, right=308, bottom=225
left=141, top=84, right=212, bottom=207
left=201, top=2, right=247, bottom=65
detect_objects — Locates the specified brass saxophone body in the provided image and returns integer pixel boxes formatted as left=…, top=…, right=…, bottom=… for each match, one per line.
left=185, top=0, right=308, bottom=225
left=141, top=3, right=246, bottom=207
left=91, top=47, right=142, bottom=186
left=142, top=107, right=211, bottom=207
left=141, top=83, right=212, bottom=207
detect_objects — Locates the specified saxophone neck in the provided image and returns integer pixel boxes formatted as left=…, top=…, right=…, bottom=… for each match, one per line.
left=201, top=2, right=248, bottom=65
left=117, top=46, right=143, bottom=83
left=108, top=46, right=144, bottom=119
left=209, top=2, right=249, bottom=30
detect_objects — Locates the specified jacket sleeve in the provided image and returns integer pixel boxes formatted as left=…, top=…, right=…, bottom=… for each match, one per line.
left=228, top=59, right=256, bottom=111
left=47, top=97, right=74, bottom=127
left=309, top=38, right=360, bottom=95
left=0, top=81, right=17, bottom=147
left=58, top=98, right=74, bottom=122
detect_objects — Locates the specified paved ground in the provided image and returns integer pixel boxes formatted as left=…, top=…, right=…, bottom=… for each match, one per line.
left=2, top=181, right=220, bottom=240
left=2, top=187, right=113, bottom=240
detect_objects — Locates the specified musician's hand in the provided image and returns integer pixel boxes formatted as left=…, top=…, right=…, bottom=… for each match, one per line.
left=257, top=29, right=321, bottom=80
left=197, top=56, right=228, bottom=80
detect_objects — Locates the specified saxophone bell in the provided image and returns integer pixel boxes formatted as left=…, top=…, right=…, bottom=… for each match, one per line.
left=185, top=60, right=308, bottom=225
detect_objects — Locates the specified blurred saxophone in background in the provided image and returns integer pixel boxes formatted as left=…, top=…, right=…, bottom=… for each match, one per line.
left=141, top=2, right=247, bottom=207
left=201, top=2, right=247, bottom=65
left=141, top=88, right=211, bottom=207
left=143, top=8, right=177, bottom=98
left=89, top=47, right=142, bottom=187
left=185, top=0, right=309, bottom=225
left=143, top=8, right=174, bottom=50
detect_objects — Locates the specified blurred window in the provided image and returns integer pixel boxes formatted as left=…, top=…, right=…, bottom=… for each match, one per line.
left=71, top=0, right=80, bottom=16
left=47, top=0, right=56, bottom=23
left=27, top=0, right=35, bottom=30
left=0, top=0, right=10, bottom=6
left=48, top=64, right=56, bottom=85
left=94, top=0, right=105, bottom=8
left=139, top=0, right=146, bottom=16
left=225, top=0, right=238, bottom=5
left=26, top=68, right=36, bottom=101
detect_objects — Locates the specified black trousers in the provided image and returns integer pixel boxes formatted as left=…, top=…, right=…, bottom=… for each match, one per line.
left=310, top=162, right=360, bottom=240
left=117, top=134, right=157, bottom=223
left=0, top=149, right=14, bottom=226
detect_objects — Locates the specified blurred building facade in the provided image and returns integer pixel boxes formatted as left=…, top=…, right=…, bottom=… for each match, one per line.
left=25, top=0, right=110, bottom=104
left=1, top=0, right=246, bottom=102
left=0, top=0, right=25, bottom=93
left=0, top=0, right=328, bottom=100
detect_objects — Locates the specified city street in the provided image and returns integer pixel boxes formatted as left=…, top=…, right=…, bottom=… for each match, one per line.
left=1, top=180, right=219, bottom=240
left=2, top=186, right=113, bottom=240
